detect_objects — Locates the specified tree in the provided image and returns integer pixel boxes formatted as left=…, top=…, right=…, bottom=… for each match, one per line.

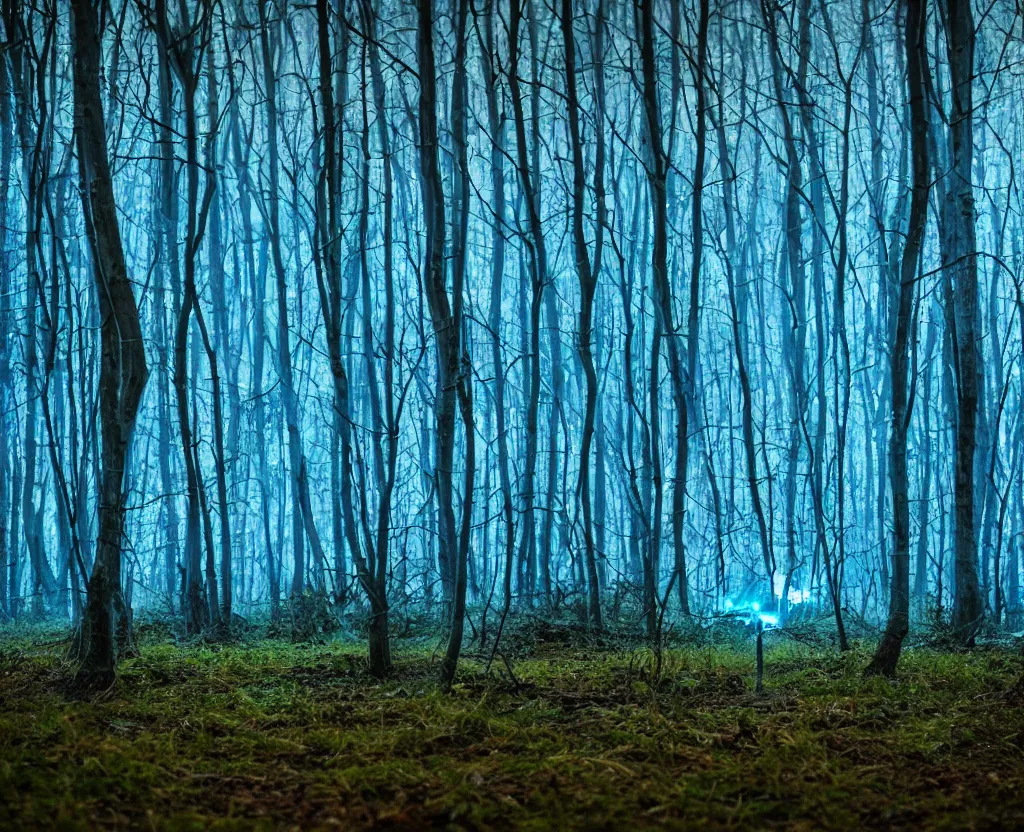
left=258, top=0, right=328, bottom=601
left=561, top=0, right=602, bottom=628
left=867, top=0, right=930, bottom=677
left=71, top=0, right=148, bottom=688
left=637, top=0, right=690, bottom=620
left=944, top=0, right=984, bottom=641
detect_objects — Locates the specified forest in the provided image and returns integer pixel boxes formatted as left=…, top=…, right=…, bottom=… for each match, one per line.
left=2, top=0, right=1024, bottom=826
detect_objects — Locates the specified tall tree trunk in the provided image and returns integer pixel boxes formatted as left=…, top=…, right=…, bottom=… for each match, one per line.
left=763, top=0, right=815, bottom=626
left=258, top=0, right=327, bottom=600
left=312, top=0, right=359, bottom=617
left=0, top=0, right=15, bottom=621
left=561, top=0, right=602, bottom=628
left=205, top=44, right=232, bottom=625
left=478, top=0, right=516, bottom=652
left=680, top=0, right=709, bottom=616
left=223, top=9, right=276, bottom=619
left=944, top=0, right=984, bottom=640
left=711, top=22, right=773, bottom=594
left=155, top=3, right=180, bottom=616
left=71, top=0, right=148, bottom=688
left=13, top=7, right=57, bottom=617
left=638, top=0, right=688, bottom=625
left=867, top=0, right=929, bottom=677
left=415, top=0, right=469, bottom=686
left=508, top=0, right=545, bottom=612
left=444, top=0, right=475, bottom=685
left=160, top=2, right=223, bottom=631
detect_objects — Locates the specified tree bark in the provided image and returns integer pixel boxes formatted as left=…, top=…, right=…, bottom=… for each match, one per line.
left=867, top=0, right=929, bottom=677
left=561, top=0, right=602, bottom=628
left=71, top=0, right=148, bottom=688
left=944, top=0, right=984, bottom=641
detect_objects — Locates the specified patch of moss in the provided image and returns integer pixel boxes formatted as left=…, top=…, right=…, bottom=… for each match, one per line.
left=1, top=626, right=1023, bottom=829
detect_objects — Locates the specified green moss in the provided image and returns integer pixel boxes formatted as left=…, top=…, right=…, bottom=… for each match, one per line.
left=1, top=627, right=1023, bottom=829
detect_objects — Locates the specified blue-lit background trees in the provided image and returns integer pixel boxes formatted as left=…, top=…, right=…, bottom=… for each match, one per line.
left=0, top=0, right=1019, bottom=679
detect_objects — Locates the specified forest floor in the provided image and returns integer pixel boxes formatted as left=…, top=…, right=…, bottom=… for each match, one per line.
left=1, top=618, right=1024, bottom=830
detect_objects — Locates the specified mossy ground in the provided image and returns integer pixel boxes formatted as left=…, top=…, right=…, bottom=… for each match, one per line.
left=2, top=622, right=1023, bottom=830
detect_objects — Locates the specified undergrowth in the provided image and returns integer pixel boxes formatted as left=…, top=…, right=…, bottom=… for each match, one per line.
left=1, top=621, right=1023, bottom=829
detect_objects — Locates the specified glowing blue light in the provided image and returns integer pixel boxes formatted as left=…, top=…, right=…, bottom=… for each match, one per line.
left=722, top=599, right=779, bottom=631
